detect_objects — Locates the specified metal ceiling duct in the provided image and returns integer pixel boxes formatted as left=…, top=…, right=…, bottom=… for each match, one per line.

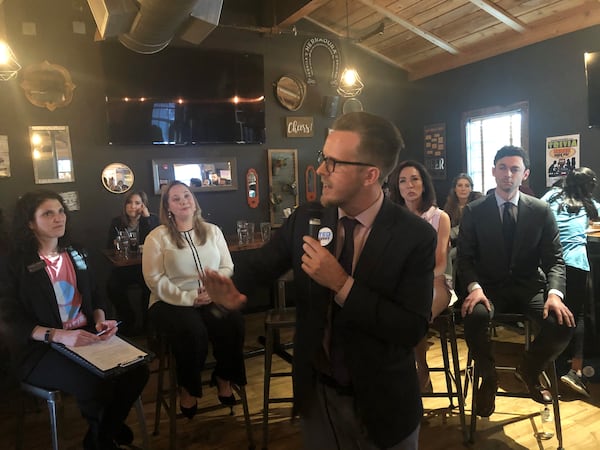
left=118, top=0, right=202, bottom=54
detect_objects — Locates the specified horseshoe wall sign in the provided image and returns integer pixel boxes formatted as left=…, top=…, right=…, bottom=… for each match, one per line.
left=302, top=37, right=340, bottom=87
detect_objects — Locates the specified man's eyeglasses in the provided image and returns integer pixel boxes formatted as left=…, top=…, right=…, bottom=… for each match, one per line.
left=317, top=151, right=376, bottom=174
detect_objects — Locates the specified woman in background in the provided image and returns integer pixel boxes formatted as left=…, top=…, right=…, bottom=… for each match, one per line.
left=142, top=181, right=246, bottom=418
left=3, top=190, right=148, bottom=449
left=443, top=173, right=483, bottom=292
left=389, top=160, right=452, bottom=392
left=106, top=191, right=158, bottom=335
left=541, top=167, right=599, bottom=397
left=444, top=173, right=483, bottom=231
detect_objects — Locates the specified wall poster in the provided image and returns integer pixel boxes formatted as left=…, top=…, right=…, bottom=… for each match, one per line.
left=546, top=134, right=579, bottom=187
left=0, top=135, right=11, bottom=177
left=424, top=123, right=446, bottom=180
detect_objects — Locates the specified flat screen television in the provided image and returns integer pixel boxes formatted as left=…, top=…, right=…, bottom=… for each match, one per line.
left=585, top=51, right=600, bottom=128
left=101, top=43, right=266, bottom=145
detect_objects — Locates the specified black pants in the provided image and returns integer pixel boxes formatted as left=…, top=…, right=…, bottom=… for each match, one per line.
left=24, top=348, right=149, bottom=447
left=463, top=282, right=573, bottom=378
left=106, top=266, right=149, bottom=334
left=562, top=266, right=589, bottom=360
left=148, top=301, right=246, bottom=397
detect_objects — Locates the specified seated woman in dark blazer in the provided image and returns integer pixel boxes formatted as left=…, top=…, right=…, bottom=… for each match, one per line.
left=106, top=191, right=158, bottom=335
left=2, top=189, right=149, bottom=450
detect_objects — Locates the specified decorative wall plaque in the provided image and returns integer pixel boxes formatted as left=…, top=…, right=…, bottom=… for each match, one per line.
left=302, top=37, right=340, bottom=87
left=285, top=116, right=314, bottom=138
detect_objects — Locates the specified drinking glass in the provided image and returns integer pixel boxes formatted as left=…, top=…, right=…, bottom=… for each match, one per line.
left=260, top=222, right=272, bottom=242
left=247, top=222, right=255, bottom=242
left=128, top=230, right=139, bottom=255
left=236, top=220, right=249, bottom=245
left=118, top=230, right=130, bottom=257
left=114, top=235, right=122, bottom=254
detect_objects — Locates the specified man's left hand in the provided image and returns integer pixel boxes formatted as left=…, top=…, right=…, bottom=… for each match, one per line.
left=544, top=293, right=575, bottom=327
left=301, top=236, right=348, bottom=292
left=201, top=269, right=247, bottom=310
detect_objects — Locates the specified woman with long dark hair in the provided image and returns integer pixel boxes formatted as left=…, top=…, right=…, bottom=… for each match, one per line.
left=106, top=191, right=158, bottom=335
left=443, top=173, right=483, bottom=290
left=444, top=173, right=483, bottom=228
left=142, top=181, right=246, bottom=418
left=389, top=160, right=453, bottom=391
left=2, top=189, right=149, bottom=449
left=542, top=167, right=600, bottom=397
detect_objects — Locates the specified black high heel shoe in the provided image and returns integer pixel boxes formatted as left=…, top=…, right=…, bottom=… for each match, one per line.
left=210, top=372, right=236, bottom=407
left=179, top=388, right=198, bottom=419
left=179, top=401, right=198, bottom=419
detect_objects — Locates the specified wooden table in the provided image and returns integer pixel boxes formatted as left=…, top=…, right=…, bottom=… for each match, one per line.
left=225, top=233, right=266, bottom=252
left=102, top=233, right=267, bottom=268
left=102, top=249, right=142, bottom=267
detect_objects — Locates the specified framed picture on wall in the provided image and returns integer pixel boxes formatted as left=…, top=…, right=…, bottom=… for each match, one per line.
left=424, top=123, right=447, bottom=180
left=267, top=149, right=298, bottom=227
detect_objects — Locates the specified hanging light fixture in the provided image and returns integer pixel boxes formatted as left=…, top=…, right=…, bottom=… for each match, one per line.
left=337, top=0, right=363, bottom=98
left=0, top=40, right=21, bottom=81
left=0, top=2, right=21, bottom=81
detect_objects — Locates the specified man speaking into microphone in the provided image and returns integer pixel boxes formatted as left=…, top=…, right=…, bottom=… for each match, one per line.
left=203, top=112, right=436, bottom=450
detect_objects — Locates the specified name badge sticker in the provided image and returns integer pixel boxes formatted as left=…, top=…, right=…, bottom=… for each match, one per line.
left=318, top=227, right=334, bottom=247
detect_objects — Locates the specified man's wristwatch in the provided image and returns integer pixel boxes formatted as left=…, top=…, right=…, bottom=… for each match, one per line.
left=44, top=329, right=52, bottom=344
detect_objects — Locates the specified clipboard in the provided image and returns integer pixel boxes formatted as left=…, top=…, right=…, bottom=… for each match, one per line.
left=51, top=335, right=153, bottom=378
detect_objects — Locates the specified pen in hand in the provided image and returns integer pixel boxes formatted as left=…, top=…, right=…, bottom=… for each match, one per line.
left=96, top=321, right=122, bottom=336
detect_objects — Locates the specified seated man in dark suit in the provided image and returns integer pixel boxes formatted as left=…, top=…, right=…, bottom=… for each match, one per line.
left=457, top=145, right=575, bottom=417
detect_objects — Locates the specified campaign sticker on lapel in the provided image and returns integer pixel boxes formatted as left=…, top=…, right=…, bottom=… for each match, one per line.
left=318, top=227, right=333, bottom=247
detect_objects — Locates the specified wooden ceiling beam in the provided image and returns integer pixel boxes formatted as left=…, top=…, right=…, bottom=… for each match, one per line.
left=469, top=0, right=526, bottom=33
left=275, top=0, right=329, bottom=28
left=408, top=2, right=600, bottom=81
left=305, top=15, right=410, bottom=72
left=356, top=0, right=459, bottom=55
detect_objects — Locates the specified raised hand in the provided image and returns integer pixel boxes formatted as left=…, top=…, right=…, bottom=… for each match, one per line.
left=201, top=269, right=247, bottom=310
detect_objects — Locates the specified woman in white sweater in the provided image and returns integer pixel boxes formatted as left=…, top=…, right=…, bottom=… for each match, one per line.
left=142, top=181, right=246, bottom=418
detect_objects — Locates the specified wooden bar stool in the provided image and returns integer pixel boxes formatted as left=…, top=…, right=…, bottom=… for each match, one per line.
left=151, top=333, right=255, bottom=450
left=16, top=381, right=149, bottom=450
left=262, top=270, right=295, bottom=450
left=421, top=307, right=468, bottom=443
left=464, top=313, right=563, bottom=449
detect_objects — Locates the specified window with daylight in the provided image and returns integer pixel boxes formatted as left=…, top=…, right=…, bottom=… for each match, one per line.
left=462, top=102, right=529, bottom=194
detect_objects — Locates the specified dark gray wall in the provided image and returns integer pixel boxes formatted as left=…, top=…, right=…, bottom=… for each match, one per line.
left=400, top=25, right=600, bottom=202
left=0, top=0, right=408, bottom=285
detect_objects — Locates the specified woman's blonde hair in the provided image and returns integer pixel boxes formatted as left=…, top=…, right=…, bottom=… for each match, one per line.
left=159, top=181, right=207, bottom=248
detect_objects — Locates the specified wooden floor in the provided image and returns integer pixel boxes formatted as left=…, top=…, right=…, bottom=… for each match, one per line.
left=1, top=312, right=600, bottom=449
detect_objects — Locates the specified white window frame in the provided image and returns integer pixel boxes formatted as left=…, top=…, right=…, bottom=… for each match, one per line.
left=461, top=101, right=529, bottom=194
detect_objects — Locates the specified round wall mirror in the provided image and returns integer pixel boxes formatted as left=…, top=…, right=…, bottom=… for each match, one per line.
left=274, top=75, right=306, bottom=111
left=342, top=98, right=364, bottom=114
left=102, top=163, right=134, bottom=193
left=20, top=61, right=76, bottom=111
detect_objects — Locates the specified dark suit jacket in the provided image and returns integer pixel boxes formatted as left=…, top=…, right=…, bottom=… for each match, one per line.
left=2, top=246, right=106, bottom=379
left=234, top=199, right=436, bottom=448
left=457, top=193, right=565, bottom=295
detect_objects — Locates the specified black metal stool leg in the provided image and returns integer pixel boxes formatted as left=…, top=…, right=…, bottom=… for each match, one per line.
left=262, top=323, right=274, bottom=450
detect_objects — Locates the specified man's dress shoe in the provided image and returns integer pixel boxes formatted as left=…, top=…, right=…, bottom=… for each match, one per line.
left=516, top=365, right=553, bottom=404
left=476, top=375, right=498, bottom=417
